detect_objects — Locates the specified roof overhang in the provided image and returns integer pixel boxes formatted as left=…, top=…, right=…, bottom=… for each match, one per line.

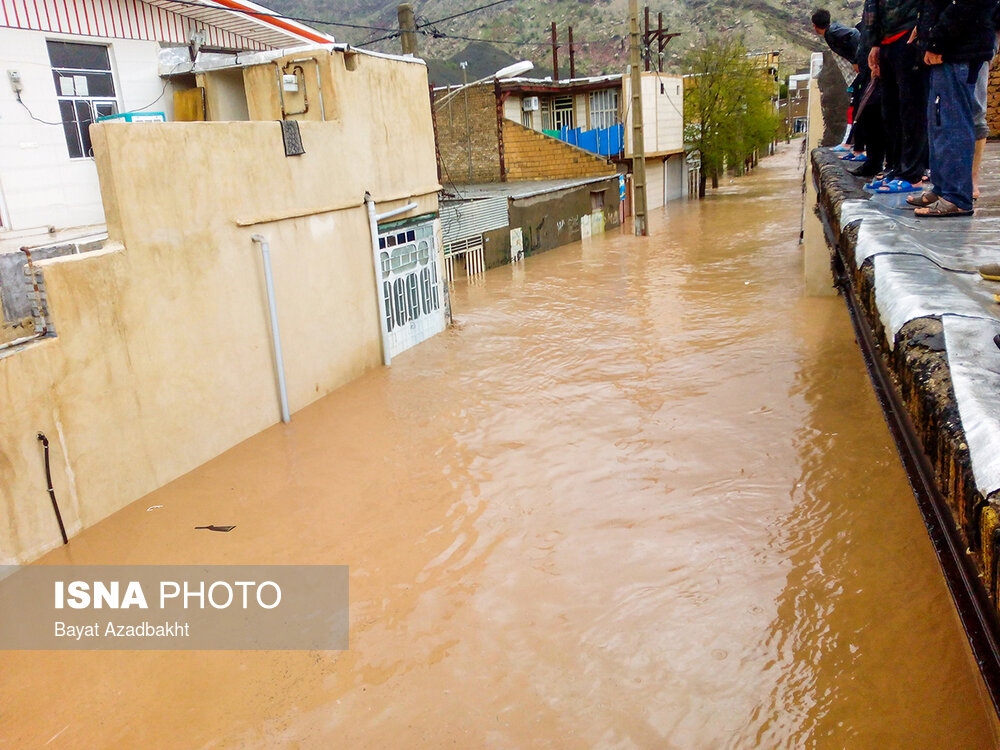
left=145, top=0, right=335, bottom=49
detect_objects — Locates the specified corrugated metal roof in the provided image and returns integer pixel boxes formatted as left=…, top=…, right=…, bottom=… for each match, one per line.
left=440, top=196, right=509, bottom=245
left=147, top=0, right=334, bottom=48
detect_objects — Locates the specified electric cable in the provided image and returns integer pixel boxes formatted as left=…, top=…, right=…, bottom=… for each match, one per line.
left=420, top=0, right=517, bottom=27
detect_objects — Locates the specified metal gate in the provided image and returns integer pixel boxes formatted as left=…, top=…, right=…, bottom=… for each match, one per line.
left=376, top=216, right=447, bottom=358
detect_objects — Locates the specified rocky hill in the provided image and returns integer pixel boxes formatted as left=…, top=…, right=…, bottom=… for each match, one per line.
left=267, top=0, right=865, bottom=80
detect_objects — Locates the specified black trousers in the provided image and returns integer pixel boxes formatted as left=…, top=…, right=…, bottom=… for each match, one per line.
left=879, top=34, right=928, bottom=183
left=852, top=70, right=886, bottom=172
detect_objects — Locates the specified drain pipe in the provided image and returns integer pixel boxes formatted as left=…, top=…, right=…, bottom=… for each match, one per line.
left=251, top=234, right=291, bottom=424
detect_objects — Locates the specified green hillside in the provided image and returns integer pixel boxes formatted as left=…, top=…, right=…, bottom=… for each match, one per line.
left=267, top=0, right=865, bottom=79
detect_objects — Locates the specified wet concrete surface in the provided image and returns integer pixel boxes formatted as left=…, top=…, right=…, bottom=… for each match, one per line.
left=2, top=143, right=998, bottom=748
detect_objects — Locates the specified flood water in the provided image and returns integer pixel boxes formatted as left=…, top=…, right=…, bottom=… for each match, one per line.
left=3, top=144, right=998, bottom=748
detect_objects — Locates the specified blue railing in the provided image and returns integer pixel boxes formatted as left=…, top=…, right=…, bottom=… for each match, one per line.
left=545, top=124, right=624, bottom=157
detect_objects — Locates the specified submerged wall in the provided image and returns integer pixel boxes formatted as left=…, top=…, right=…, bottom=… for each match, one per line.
left=0, top=52, right=440, bottom=563
left=511, top=177, right=621, bottom=257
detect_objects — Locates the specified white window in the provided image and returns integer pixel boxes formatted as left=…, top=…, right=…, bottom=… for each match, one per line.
left=47, top=41, right=119, bottom=159
left=552, top=96, right=574, bottom=131
left=540, top=99, right=552, bottom=130
left=521, top=110, right=532, bottom=128
left=588, top=89, right=620, bottom=130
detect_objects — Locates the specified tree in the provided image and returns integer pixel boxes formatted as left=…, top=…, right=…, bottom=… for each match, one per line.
left=683, top=37, right=780, bottom=198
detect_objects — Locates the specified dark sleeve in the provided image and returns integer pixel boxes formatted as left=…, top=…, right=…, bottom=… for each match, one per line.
left=926, top=0, right=995, bottom=51
left=825, top=25, right=861, bottom=61
left=916, top=0, right=934, bottom=49
left=863, top=0, right=882, bottom=45
left=855, top=20, right=871, bottom=66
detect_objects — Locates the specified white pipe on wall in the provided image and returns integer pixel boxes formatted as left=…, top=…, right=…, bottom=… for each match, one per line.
left=251, top=234, right=291, bottom=424
left=376, top=201, right=419, bottom=222
left=364, top=193, right=394, bottom=366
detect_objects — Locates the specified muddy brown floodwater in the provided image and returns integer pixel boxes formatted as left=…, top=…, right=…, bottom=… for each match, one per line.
left=2, top=144, right=999, bottom=749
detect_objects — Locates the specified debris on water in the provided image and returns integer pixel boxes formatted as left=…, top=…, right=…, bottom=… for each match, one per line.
left=195, top=525, right=236, bottom=533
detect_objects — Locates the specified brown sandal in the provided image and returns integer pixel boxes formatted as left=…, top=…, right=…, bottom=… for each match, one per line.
left=906, top=191, right=939, bottom=207
left=914, top=198, right=973, bottom=217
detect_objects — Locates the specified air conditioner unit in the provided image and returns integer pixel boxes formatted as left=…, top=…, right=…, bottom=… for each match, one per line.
left=522, top=96, right=540, bottom=112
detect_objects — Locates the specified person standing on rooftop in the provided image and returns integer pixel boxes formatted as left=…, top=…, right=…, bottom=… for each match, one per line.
left=908, top=0, right=998, bottom=216
left=812, top=8, right=886, bottom=176
left=864, top=0, right=928, bottom=187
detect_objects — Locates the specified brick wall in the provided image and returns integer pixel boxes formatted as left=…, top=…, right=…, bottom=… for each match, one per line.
left=435, top=83, right=502, bottom=184
left=502, top=121, right=617, bottom=181
left=989, top=58, right=1000, bottom=138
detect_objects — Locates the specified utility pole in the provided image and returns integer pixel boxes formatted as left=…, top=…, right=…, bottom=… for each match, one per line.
left=551, top=22, right=559, bottom=81
left=568, top=26, right=575, bottom=79
left=629, top=0, right=648, bottom=236
left=460, top=61, right=472, bottom=182
left=397, top=4, right=417, bottom=56
left=657, top=12, right=663, bottom=72
left=643, top=6, right=650, bottom=71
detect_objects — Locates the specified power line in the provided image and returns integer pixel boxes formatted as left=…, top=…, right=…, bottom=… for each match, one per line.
left=419, top=28, right=618, bottom=48
left=419, top=0, right=517, bottom=27
left=354, top=31, right=400, bottom=48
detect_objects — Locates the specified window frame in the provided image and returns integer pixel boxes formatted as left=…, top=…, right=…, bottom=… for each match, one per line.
left=588, top=89, right=620, bottom=131
left=47, top=40, right=120, bottom=160
left=552, top=95, right=574, bottom=131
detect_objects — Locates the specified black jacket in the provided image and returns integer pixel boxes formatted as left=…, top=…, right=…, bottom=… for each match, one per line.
left=917, top=0, right=998, bottom=62
left=863, top=0, right=922, bottom=45
left=824, top=22, right=861, bottom=63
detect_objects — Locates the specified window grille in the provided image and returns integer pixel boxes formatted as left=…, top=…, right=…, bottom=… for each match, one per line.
left=552, top=96, right=574, bottom=131
left=588, top=89, right=620, bottom=130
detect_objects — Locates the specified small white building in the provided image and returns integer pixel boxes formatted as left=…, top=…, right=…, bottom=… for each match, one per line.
left=0, top=0, right=332, bottom=233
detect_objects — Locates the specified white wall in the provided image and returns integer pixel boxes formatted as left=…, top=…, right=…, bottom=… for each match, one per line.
left=574, top=93, right=587, bottom=130
left=623, top=71, right=684, bottom=156
left=665, top=152, right=686, bottom=203
left=645, top=156, right=664, bottom=209
left=503, top=93, right=521, bottom=123
left=0, top=28, right=175, bottom=232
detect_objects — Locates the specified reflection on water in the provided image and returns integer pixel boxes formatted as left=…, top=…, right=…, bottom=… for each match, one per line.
left=2, top=145, right=996, bottom=749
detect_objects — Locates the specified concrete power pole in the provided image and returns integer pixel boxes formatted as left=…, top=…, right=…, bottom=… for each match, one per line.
left=398, top=4, right=418, bottom=56
left=629, top=0, right=648, bottom=236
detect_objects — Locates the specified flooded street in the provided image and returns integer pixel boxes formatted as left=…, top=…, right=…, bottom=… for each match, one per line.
left=3, top=144, right=998, bottom=748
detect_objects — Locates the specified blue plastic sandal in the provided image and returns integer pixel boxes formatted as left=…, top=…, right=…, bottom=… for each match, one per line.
left=875, top=179, right=921, bottom=194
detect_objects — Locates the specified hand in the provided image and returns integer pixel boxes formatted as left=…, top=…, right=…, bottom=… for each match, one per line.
left=924, top=51, right=943, bottom=65
left=907, top=28, right=917, bottom=43
left=853, top=63, right=859, bottom=72
left=868, top=46, right=880, bottom=76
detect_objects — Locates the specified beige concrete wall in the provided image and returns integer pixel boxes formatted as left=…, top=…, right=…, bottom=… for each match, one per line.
left=199, top=68, right=250, bottom=121
left=0, top=51, right=440, bottom=564
left=803, top=53, right=835, bottom=297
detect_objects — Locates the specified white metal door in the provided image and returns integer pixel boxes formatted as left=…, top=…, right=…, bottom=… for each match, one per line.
left=377, top=217, right=447, bottom=358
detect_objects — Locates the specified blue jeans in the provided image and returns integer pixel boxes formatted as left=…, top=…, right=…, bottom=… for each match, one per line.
left=928, top=62, right=979, bottom=211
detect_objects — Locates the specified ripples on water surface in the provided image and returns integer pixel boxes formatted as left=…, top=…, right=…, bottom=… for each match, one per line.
left=3, top=144, right=997, bottom=749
